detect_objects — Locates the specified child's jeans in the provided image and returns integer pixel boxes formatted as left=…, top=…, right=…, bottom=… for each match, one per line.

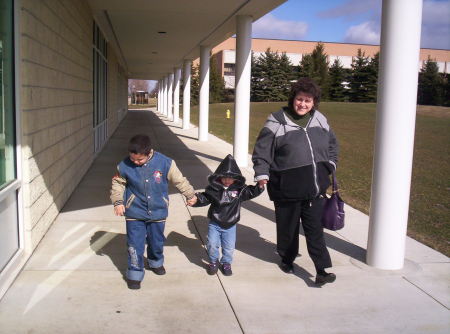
left=126, top=220, right=165, bottom=281
left=207, top=221, right=236, bottom=264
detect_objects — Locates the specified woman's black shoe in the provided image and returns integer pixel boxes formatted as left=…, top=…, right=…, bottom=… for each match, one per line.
left=279, top=262, right=294, bottom=273
left=315, top=272, right=336, bottom=285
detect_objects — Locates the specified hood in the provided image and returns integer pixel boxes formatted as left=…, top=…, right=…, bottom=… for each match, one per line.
left=208, top=154, right=245, bottom=188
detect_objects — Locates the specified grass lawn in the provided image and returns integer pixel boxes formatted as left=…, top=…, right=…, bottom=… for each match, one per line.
left=187, top=102, right=450, bottom=256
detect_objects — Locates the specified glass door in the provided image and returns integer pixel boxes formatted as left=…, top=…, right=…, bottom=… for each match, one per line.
left=0, top=0, right=19, bottom=272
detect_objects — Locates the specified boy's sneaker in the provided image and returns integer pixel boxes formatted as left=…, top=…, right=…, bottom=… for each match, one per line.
left=220, top=263, right=232, bottom=276
left=207, top=262, right=219, bottom=275
left=150, top=266, right=166, bottom=275
left=127, top=279, right=141, bottom=290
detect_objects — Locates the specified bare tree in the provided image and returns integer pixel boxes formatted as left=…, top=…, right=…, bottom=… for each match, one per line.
left=128, top=79, right=150, bottom=94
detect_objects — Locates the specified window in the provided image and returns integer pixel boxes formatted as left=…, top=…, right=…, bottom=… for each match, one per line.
left=224, top=63, right=235, bottom=76
left=93, top=22, right=107, bottom=152
left=0, top=0, right=16, bottom=189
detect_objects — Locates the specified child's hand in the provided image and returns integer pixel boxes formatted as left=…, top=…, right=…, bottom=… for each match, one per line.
left=114, top=204, right=125, bottom=216
left=186, top=196, right=197, bottom=206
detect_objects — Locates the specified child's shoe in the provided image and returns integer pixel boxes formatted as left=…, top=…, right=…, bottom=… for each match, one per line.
left=207, top=262, right=218, bottom=275
left=127, top=279, right=141, bottom=290
left=150, top=266, right=166, bottom=275
left=220, top=263, right=232, bottom=276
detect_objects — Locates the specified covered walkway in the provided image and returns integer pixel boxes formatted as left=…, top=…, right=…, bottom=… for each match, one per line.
left=0, top=109, right=448, bottom=334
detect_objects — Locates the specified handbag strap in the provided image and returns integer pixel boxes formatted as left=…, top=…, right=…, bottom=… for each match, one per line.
left=331, top=170, right=339, bottom=193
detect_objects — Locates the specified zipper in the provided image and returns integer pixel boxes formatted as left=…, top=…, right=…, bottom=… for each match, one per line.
left=302, top=127, right=319, bottom=197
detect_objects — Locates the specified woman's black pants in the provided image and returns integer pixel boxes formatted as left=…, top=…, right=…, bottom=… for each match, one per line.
left=274, top=197, right=332, bottom=271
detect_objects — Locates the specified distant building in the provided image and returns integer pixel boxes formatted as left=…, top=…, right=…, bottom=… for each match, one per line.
left=210, top=37, right=450, bottom=89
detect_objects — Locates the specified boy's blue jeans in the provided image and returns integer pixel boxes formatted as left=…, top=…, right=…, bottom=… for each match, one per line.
left=126, top=220, right=165, bottom=281
left=207, top=221, right=236, bottom=264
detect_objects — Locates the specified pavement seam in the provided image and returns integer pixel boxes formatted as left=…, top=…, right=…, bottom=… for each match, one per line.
left=402, top=276, right=449, bottom=310
left=183, top=195, right=245, bottom=334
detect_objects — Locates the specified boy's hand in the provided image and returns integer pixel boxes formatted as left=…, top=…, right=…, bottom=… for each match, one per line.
left=114, top=204, right=125, bottom=216
left=186, top=196, right=197, bottom=206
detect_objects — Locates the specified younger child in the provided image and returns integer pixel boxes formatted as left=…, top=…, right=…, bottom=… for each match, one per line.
left=110, top=134, right=197, bottom=289
left=192, top=154, right=264, bottom=276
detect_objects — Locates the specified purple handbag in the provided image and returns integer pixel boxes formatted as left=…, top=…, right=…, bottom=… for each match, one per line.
left=321, top=171, right=345, bottom=231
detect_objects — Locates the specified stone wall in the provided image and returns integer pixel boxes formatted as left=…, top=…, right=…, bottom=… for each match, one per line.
left=19, top=0, right=127, bottom=250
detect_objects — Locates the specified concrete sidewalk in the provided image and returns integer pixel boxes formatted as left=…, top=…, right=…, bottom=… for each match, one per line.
left=0, top=109, right=448, bottom=334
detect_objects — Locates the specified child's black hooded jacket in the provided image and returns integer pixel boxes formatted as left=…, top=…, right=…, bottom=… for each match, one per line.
left=194, top=155, right=264, bottom=228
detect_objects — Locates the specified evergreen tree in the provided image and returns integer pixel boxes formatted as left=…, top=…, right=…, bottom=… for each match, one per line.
left=443, top=73, right=450, bottom=107
left=298, top=54, right=314, bottom=79
left=190, top=64, right=199, bottom=106
left=310, top=42, right=330, bottom=99
left=366, top=52, right=379, bottom=102
left=348, top=49, right=373, bottom=102
left=251, top=48, right=293, bottom=102
left=278, top=53, right=295, bottom=99
left=328, top=59, right=346, bottom=101
left=417, top=58, right=444, bottom=106
left=298, top=43, right=329, bottom=99
left=209, top=55, right=225, bottom=103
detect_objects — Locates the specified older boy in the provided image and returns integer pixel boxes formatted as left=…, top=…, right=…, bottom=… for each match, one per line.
left=111, top=134, right=196, bottom=289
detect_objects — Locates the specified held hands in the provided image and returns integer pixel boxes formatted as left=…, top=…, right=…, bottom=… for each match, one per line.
left=114, top=204, right=125, bottom=216
left=257, top=179, right=268, bottom=188
left=186, top=195, right=198, bottom=206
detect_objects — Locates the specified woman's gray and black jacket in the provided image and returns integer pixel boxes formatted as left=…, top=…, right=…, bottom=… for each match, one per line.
left=194, top=154, right=264, bottom=228
left=252, top=107, right=338, bottom=201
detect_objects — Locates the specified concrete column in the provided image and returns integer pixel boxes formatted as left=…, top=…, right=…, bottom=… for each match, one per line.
left=183, top=60, right=192, bottom=130
left=199, top=45, right=210, bottom=141
left=173, top=67, right=181, bottom=123
left=366, top=0, right=423, bottom=270
left=167, top=73, right=174, bottom=121
left=233, top=15, right=252, bottom=167
left=162, top=76, right=167, bottom=116
left=157, top=80, right=161, bottom=112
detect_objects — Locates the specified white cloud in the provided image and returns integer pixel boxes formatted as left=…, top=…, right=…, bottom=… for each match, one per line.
left=252, top=13, right=308, bottom=40
left=344, top=21, right=380, bottom=45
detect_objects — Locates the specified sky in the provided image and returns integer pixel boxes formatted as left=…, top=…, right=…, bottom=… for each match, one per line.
left=252, top=0, right=450, bottom=50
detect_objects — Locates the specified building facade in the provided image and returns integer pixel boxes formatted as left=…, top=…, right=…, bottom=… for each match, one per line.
left=0, top=0, right=128, bottom=296
left=212, top=37, right=450, bottom=88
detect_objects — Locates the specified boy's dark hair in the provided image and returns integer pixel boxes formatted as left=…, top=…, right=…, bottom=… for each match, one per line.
left=288, top=77, right=321, bottom=110
left=128, top=134, right=152, bottom=155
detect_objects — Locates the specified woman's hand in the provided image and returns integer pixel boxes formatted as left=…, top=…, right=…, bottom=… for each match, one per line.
left=257, top=179, right=268, bottom=187
left=114, top=204, right=125, bottom=216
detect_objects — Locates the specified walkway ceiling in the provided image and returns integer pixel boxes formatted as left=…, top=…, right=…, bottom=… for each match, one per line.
left=88, top=0, right=286, bottom=80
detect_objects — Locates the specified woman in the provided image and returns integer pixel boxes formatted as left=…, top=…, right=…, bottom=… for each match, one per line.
left=252, top=78, right=338, bottom=285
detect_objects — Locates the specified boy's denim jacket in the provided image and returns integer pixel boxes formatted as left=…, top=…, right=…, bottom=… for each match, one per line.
left=110, top=150, right=195, bottom=221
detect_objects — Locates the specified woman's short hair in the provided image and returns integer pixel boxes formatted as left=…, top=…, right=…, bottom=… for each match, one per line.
left=288, top=78, right=321, bottom=110
left=128, top=134, right=152, bottom=155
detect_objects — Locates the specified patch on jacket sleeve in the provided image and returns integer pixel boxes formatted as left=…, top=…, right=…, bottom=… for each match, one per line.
left=153, top=170, right=163, bottom=184
left=229, top=190, right=238, bottom=198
